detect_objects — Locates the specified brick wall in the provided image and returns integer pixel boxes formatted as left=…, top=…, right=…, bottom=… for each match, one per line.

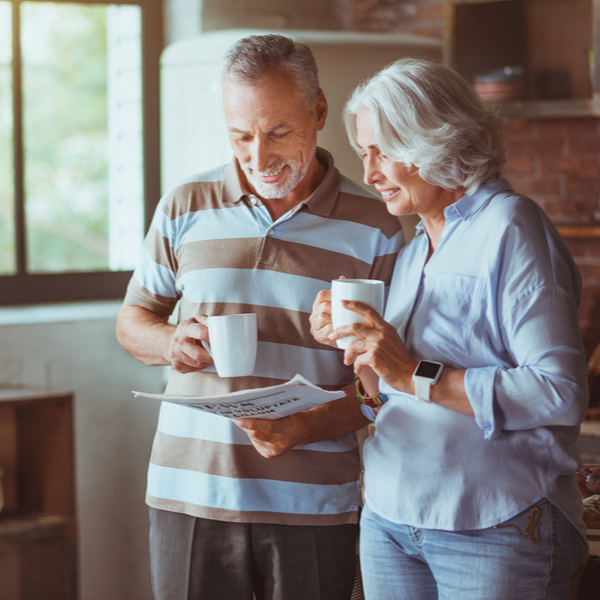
left=502, top=118, right=600, bottom=361
left=346, top=0, right=600, bottom=392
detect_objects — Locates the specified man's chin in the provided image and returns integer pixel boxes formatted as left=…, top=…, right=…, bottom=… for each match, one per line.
left=249, top=178, right=296, bottom=200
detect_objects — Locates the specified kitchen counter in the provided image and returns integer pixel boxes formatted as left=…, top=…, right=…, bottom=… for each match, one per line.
left=581, top=419, right=600, bottom=439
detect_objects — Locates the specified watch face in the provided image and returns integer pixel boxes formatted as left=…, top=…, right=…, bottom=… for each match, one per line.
left=415, top=361, right=442, bottom=379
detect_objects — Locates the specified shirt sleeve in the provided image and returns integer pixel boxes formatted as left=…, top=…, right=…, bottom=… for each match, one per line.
left=123, top=195, right=180, bottom=317
left=465, top=283, right=588, bottom=440
left=360, top=404, right=377, bottom=422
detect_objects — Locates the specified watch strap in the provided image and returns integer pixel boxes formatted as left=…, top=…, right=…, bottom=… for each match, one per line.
left=414, top=376, right=433, bottom=403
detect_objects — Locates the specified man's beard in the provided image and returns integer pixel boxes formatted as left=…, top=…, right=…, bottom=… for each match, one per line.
left=241, top=150, right=314, bottom=200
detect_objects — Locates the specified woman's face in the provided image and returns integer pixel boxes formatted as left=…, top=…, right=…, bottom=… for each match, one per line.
left=355, top=108, right=445, bottom=219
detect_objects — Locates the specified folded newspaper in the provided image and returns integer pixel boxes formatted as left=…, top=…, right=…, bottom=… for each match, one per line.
left=132, top=374, right=346, bottom=420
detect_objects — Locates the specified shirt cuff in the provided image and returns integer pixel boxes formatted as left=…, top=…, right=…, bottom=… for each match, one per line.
left=360, top=404, right=377, bottom=422
left=464, top=366, right=501, bottom=440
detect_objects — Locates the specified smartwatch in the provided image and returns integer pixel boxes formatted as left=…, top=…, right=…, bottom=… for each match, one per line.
left=412, top=360, right=444, bottom=403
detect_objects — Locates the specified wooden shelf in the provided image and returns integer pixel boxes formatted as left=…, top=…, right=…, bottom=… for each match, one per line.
left=0, top=513, right=76, bottom=540
left=557, top=226, right=600, bottom=239
left=0, top=387, right=77, bottom=600
left=444, top=0, right=600, bottom=118
left=498, top=98, right=600, bottom=118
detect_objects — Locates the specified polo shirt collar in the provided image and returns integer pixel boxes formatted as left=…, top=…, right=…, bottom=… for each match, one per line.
left=221, top=147, right=341, bottom=216
left=221, top=158, right=247, bottom=204
left=301, top=148, right=341, bottom=217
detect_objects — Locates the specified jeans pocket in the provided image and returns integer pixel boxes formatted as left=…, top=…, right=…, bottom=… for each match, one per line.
left=492, top=498, right=550, bottom=544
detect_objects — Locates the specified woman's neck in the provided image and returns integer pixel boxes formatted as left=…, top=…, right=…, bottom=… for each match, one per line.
left=421, top=186, right=466, bottom=254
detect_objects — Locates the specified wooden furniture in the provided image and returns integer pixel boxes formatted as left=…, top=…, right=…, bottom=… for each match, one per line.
left=443, top=0, right=600, bottom=117
left=0, top=388, right=77, bottom=600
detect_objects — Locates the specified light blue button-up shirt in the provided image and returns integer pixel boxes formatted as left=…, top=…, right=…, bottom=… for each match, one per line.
left=363, top=179, right=588, bottom=537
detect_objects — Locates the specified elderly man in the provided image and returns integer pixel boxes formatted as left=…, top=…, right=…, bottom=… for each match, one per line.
left=117, top=34, right=403, bottom=600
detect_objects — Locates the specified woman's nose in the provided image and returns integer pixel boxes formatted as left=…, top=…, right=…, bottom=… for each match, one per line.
left=363, top=155, right=380, bottom=186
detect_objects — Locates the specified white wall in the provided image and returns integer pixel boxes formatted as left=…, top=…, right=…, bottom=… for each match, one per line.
left=0, top=302, right=165, bottom=600
left=164, top=0, right=346, bottom=45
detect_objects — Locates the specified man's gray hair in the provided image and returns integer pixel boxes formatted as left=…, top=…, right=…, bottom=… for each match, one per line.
left=344, top=58, right=506, bottom=195
left=222, top=34, right=321, bottom=110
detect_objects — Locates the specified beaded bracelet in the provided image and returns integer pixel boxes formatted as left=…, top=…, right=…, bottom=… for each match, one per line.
left=355, top=378, right=388, bottom=409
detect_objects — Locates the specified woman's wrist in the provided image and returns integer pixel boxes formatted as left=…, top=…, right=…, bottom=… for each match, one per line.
left=355, top=378, right=388, bottom=408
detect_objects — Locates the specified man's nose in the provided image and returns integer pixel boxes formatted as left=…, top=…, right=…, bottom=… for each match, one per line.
left=250, top=138, right=273, bottom=173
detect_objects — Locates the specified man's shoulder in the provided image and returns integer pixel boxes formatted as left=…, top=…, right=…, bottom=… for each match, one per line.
left=338, top=174, right=380, bottom=201
left=331, top=173, right=401, bottom=238
left=158, top=163, right=232, bottom=218
left=175, top=163, right=229, bottom=187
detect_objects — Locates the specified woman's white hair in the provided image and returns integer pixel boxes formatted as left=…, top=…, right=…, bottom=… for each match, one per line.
left=344, top=58, right=506, bottom=194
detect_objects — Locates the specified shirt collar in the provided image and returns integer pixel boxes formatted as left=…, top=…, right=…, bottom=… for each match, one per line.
left=447, top=178, right=514, bottom=221
left=221, top=147, right=341, bottom=215
left=414, top=178, right=515, bottom=236
left=221, top=158, right=247, bottom=204
left=301, top=148, right=341, bottom=216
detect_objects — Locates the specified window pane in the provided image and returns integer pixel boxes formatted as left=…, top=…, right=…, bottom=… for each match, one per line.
left=0, top=0, right=15, bottom=275
left=21, top=2, right=143, bottom=273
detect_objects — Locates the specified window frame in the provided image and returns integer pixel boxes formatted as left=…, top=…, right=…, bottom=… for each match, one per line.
left=1, top=0, right=162, bottom=305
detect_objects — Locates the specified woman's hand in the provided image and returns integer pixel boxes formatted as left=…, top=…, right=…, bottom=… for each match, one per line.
left=309, top=289, right=338, bottom=348
left=331, top=300, right=418, bottom=394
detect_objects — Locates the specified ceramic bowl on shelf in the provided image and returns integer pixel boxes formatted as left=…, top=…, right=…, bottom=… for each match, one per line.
left=473, top=66, right=524, bottom=102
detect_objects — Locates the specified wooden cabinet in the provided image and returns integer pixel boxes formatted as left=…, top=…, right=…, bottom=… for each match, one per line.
left=443, top=0, right=600, bottom=116
left=0, top=388, right=77, bottom=600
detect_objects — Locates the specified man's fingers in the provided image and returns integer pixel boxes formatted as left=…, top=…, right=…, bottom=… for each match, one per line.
left=312, top=289, right=331, bottom=310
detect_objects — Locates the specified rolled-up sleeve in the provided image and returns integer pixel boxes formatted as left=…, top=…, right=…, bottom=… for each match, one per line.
left=466, top=284, right=588, bottom=440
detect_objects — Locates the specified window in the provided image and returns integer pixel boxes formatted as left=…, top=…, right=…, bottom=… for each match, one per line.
left=0, top=0, right=161, bottom=305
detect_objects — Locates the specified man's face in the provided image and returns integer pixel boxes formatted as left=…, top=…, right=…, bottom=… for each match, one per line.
left=222, top=72, right=326, bottom=201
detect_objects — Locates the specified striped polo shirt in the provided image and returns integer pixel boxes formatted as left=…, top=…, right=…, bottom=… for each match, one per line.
left=124, top=148, right=404, bottom=525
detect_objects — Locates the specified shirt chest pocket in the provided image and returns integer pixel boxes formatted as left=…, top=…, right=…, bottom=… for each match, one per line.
left=410, top=273, right=493, bottom=363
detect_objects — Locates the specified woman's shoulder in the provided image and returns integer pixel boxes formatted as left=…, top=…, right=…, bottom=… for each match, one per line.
left=483, top=186, right=542, bottom=224
left=479, top=185, right=580, bottom=296
left=476, top=186, right=559, bottom=248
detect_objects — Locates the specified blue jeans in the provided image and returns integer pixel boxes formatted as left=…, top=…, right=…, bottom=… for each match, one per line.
left=360, top=500, right=588, bottom=600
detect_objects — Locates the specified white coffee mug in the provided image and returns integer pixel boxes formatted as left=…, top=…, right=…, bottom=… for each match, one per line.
left=331, top=279, right=385, bottom=349
left=201, top=313, right=258, bottom=378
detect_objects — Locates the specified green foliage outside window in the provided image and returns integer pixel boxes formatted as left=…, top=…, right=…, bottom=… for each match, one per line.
left=22, top=2, right=110, bottom=272
left=0, top=0, right=14, bottom=274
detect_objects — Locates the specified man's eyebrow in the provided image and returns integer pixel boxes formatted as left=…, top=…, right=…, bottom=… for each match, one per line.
left=228, top=123, right=293, bottom=135
left=267, top=123, right=293, bottom=132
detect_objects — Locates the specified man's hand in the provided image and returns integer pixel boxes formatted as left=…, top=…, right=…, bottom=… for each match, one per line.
left=233, top=386, right=371, bottom=458
left=233, top=413, right=308, bottom=458
left=117, top=304, right=213, bottom=373
left=168, top=315, right=213, bottom=374
left=309, top=289, right=337, bottom=348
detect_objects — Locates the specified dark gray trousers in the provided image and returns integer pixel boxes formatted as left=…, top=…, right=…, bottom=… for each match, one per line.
left=149, top=507, right=359, bottom=600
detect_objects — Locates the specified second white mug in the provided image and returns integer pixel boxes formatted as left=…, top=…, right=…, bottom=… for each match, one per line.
left=202, top=313, right=257, bottom=378
left=331, top=279, right=385, bottom=349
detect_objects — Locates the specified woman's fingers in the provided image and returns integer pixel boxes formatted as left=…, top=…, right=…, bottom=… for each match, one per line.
left=340, top=300, right=387, bottom=327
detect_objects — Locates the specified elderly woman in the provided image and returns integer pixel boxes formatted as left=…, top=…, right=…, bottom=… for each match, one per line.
left=310, top=58, right=589, bottom=599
